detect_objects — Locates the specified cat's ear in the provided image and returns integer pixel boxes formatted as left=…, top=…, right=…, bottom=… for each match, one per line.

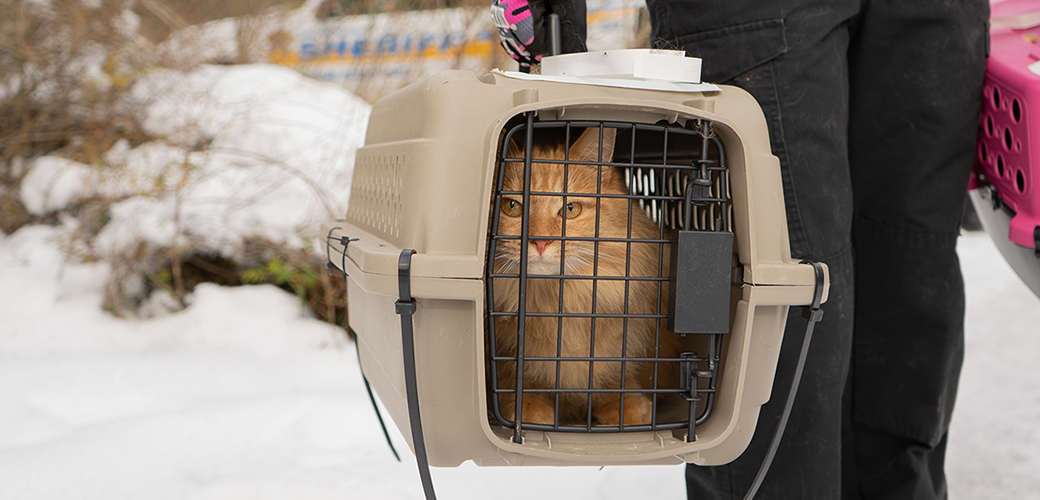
left=572, top=127, right=616, bottom=164
left=506, top=136, right=523, bottom=158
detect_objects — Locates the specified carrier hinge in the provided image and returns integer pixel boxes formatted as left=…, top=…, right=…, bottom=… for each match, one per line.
left=687, top=173, right=713, bottom=207
left=679, top=352, right=715, bottom=442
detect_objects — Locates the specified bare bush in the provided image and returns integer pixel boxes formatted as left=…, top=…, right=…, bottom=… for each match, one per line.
left=1, top=0, right=360, bottom=333
left=0, top=0, right=148, bottom=166
left=135, top=0, right=305, bottom=43
left=0, top=0, right=155, bottom=239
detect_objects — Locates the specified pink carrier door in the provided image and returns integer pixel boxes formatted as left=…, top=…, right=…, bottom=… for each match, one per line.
left=970, top=0, right=1040, bottom=298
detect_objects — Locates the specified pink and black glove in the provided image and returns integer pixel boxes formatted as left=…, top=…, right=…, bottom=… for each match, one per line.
left=491, top=0, right=587, bottom=68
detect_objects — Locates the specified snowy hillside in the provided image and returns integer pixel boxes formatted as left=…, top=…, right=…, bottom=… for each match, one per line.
left=20, top=63, right=370, bottom=266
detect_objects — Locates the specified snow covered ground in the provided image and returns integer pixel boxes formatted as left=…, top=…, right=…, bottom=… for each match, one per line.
left=1, top=226, right=1037, bottom=500
left=947, top=231, right=1040, bottom=499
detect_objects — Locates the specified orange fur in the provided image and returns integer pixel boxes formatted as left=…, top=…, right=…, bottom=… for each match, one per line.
left=492, top=127, right=680, bottom=427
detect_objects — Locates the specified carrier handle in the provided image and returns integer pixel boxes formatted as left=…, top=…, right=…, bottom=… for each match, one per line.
left=396, top=249, right=438, bottom=500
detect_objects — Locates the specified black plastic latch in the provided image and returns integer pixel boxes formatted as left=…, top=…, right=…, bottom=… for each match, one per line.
left=668, top=230, right=733, bottom=334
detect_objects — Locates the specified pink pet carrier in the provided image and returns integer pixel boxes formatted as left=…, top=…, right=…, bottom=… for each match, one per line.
left=970, top=0, right=1040, bottom=297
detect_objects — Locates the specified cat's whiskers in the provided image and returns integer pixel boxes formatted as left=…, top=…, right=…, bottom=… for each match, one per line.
left=493, top=251, right=521, bottom=273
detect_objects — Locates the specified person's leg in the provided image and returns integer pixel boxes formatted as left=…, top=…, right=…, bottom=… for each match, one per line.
left=845, top=424, right=953, bottom=500
left=843, top=0, right=988, bottom=498
left=647, top=1, right=858, bottom=497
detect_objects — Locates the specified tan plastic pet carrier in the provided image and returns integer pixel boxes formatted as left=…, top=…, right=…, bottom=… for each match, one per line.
left=322, top=51, right=829, bottom=485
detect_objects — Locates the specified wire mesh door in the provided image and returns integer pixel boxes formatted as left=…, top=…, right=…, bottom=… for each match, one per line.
left=486, top=112, right=732, bottom=443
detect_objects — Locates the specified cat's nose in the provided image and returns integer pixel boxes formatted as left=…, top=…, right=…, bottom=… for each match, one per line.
left=531, top=239, right=551, bottom=255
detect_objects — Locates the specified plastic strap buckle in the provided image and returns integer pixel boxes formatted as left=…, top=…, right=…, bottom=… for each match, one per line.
left=799, top=260, right=826, bottom=324
left=395, top=299, right=416, bottom=315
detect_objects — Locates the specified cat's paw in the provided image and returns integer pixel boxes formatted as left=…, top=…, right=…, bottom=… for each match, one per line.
left=521, top=399, right=556, bottom=425
left=500, top=396, right=556, bottom=425
left=594, top=395, right=653, bottom=426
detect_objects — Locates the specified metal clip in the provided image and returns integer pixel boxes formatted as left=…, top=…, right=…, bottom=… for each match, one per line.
left=687, top=174, right=713, bottom=207
left=679, top=352, right=714, bottom=402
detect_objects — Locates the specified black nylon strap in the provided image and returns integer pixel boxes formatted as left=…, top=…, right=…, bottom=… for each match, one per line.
left=744, top=260, right=826, bottom=500
left=396, top=249, right=438, bottom=500
left=324, top=230, right=401, bottom=462
left=353, top=334, right=401, bottom=462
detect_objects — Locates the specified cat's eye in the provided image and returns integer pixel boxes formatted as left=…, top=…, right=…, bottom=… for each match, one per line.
left=502, top=199, right=523, bottom=217
left=563, top=202, right=582, bottom=219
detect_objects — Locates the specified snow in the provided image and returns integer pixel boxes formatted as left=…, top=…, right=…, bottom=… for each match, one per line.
left=122, top=63, right=369, bottom=256
left=19, top=156, right=94, bottom=216
left=21, top=63, right=371, bottom=261
left=947, top=231, right=1040, bottom=499
left=1, top=226, right=1037, bottom=499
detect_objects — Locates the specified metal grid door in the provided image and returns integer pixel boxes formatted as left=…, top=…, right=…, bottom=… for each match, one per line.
left=486, top=111, right=733, bottom=443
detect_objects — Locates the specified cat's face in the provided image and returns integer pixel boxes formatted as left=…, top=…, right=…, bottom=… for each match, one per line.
left=494, top=127, right=628, bottom=276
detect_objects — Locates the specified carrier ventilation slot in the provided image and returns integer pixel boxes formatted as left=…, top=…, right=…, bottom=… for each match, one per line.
left=346, top=153, right=404, bottom=238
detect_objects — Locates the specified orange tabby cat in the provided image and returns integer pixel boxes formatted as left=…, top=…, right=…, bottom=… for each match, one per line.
left=492, top=126, right=680, bottom=427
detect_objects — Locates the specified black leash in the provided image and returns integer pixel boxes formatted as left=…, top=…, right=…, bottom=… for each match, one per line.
left=743, top=260, right=826, bottom=500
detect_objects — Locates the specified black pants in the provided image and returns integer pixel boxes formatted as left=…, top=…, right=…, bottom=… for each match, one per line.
left=645, top=0, right=988, bottom=498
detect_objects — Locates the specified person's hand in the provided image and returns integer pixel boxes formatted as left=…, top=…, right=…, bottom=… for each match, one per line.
left=491, top=0, right=587, bottom=68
